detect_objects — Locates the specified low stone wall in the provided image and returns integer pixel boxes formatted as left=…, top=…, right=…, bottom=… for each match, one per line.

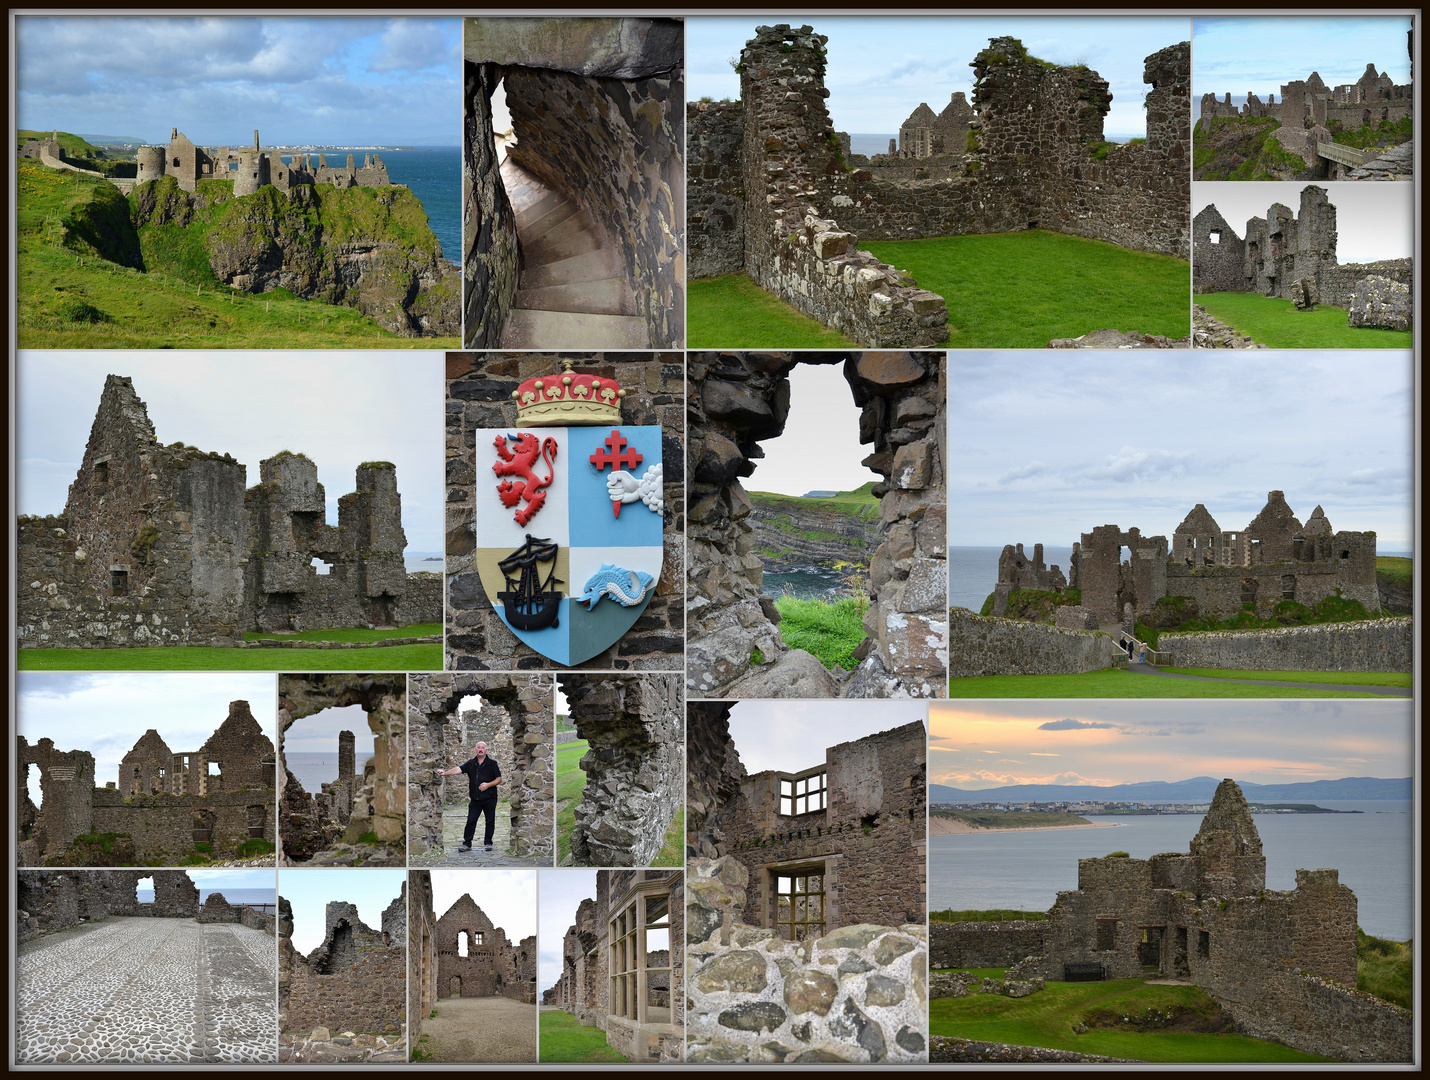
left=242, top=906, right=278, bottom=935
left=1226, top=972, right=1412, bottom=1064
left=686, top=856, right=928, bottom=1064
left=1155, top=617, right=1412, bottom=673
left=948, top=607, right=1116, bottom=677
left=287, top=947, right=406, bottom=1037
left=1318, top=258, right=1413, bottom=309
left=687, top=100, right=745, bottom=279
left=930, top=921, right=1046, bottom=970
left=931, top=1036, right=1137, bottom=1063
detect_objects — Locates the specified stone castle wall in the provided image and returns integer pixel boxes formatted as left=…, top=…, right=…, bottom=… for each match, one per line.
left=1155, top=617, right=1412, bottom=672
left=686, top=856, right=928, bottom=1063
left=948, top=607, right=1116, bottom=678
left=462, top=61, right=522, bottom=347
left=17, top=870, right=203, bottom=941
left=929, top=921, right=1047, bottom=970
left=686, top=100, right=746, bottom=278
left=687, top=351, right=946, bottom=700
left=444, top=353, right=684, bottom=671
left=88, top=789, right=269, bottom=863
left=559, top=673, right=684, bottom=867
left=286, top=938, right=405, bottom=1036
left=407, top=872, right=439, bottom=1046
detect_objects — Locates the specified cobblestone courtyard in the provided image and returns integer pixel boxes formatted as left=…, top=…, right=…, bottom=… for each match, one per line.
left=17, top=916, right=275, bottom=1063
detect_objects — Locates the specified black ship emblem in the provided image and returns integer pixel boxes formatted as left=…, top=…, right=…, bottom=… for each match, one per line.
left=497, top=534, right=564, bottom=631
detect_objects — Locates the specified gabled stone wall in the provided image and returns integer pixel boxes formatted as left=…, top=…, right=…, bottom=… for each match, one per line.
left=283, top=894, right=406, bottom=1037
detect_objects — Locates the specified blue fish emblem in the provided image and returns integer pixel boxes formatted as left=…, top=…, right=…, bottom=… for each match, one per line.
left=579, top=564, right=655, bottom=609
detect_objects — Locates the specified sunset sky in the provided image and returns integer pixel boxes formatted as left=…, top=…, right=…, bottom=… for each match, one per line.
left=929, top=700, right=1412, bottom=789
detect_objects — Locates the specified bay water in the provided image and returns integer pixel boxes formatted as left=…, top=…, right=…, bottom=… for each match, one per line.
left=285, top=751, right=374, bottom=794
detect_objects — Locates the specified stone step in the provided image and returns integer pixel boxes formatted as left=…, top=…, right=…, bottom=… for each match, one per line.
left=519, top=197, right=580, bottom=241
left=512, top=277, right=636, bottom=316
left=501, top=308, right=649, bottom=349
left=522, top=213, right=603, bottom=264
left=512, top=186, right=565, bottom=227
left=520, top=246, right=624, bottom=288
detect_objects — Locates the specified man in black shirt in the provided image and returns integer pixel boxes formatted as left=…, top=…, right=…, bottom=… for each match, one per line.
left=437, top=741, right=503, bottom=852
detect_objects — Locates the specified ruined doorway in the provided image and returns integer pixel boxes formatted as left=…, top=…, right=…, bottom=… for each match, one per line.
left=1172, top=926, right=1190, bottom=978
left=458, top=929, right=470, bottom=958
left=451, top=976, right=462, bottom=997
left=1139, top=926, right=1164, bottom=971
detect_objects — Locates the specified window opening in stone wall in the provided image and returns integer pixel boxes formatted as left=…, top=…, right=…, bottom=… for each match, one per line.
left=1340, top=549, right=1350, bottom=560
left=1173, top=926, right=1190, bottom=977
left=609, top=898, right=639, bottom=1021
left=311, top=557, right=334, bottom=576
left=1280, top=574, right=1297, bottom=600
left=780, top=770, right=827, bottom=815
left=94, top=460, right=110, bottom=486
left=110, top=569, right=129, bottom=596
left=1209, top=230, right=1221, bottom=245
left=775, top=869, right=826, bottom=941
left=136, top=875, right=154, bottom=903
left=492, top=78, right=514, bottom=163
left=1240, top=577, right=1259, bottom=605
left=1197, top=929, right=1210, bottom=959
left=458, top=929, right=469, bottom=957
left=26, top=763, right=42, bottom=810
left=644, top=895, right=672, bottom=1022
left=1138, top=926, right=1163, bottom=970
left=1095, top=919, right=1117, bottom=951
left=247, top=804, right=267, bottom=838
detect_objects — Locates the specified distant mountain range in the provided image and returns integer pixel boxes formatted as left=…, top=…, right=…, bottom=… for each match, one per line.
left=930, top=776, right=1412, bottom=803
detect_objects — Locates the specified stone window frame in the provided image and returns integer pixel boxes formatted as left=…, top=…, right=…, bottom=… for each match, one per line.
left=608, top=880, right=674, bottom=1026
left=773, top=865, right=828, bottom=941
left=1094, top=918, right=1118, bottom=951
left=1197, top=928, right=1210, bottom=959
left=778, top=765, right=828, bottom=817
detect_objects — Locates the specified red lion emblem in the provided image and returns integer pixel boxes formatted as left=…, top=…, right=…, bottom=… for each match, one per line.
left=493, top=432, right=558, bottom=526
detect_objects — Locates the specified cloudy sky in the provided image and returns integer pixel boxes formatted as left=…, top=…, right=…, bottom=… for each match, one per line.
left=281, top=867, right=406, bottom=955
left=1195, top=181, right=1414, bottom=264
left=282, top=703, right=370, bottom=756
left=746, top=364, right=870, bottom=497
left=18, top=672, right=275, bottom=800
left=945, top=350, right=1413, bottom=550
left=689, top=16, right=1190, bottom=139
left=726, top=700, right=928, bottom=774
left=430, top=868, right=537, bottom=945
left=539, top=868, right=596, bottom=993
left=929, top=700, right=1413, bottom=789
left=16, top=351, right=443, bottom=553
left=16, top=16, right=460, bottom=146
left=1192, top=16, right=1412, bottom=107
left=184, top=867, right=277, bottom=896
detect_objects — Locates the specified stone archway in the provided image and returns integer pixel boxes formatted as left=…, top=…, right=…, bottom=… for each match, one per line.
left=686, top=351, right=947, bottom=699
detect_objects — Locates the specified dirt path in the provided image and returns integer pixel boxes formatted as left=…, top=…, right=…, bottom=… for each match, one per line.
left=419, top=996, right=538, bottom=1063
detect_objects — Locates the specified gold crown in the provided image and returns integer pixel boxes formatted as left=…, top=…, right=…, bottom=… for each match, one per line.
left=512, top=360, right=626, bottom=426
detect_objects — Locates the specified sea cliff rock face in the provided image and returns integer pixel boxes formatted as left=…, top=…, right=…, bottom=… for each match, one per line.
left=747, top=493, right=882, bottom=575
left=130, top=177, right=460, bottom=337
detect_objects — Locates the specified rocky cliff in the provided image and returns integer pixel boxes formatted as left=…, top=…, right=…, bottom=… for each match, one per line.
left=130, top=176, right=459, bottom=337
left=747, top=488, right=883, bottom=575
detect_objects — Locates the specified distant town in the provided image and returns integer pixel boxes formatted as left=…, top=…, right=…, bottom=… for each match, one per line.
left=933, top=800, right=1359, bottom=815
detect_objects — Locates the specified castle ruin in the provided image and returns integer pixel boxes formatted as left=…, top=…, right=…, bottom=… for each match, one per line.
left=16, top=375, right=440, bottom=649
left=688, top=26, right=1190, bottom=346
left=1001, top=779, right=1412, bottom=1062
left=17, top=700, right=275, bottom=867
left=1193, top=186, right=1413, bottom=326
left=136, top=128, right=396, bottom=195
left=18, top=869, right=276, bottom=942
left=541, top=870, right=685, bottom=1064
left=895, top=93, right=976, bottom=160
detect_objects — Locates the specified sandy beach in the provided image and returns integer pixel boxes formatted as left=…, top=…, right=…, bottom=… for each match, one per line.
left=929, top=817, right=1123, bottom=835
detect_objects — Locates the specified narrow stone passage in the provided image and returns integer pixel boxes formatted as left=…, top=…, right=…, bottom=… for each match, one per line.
left=17, top=917, right=275, bottom=1063
left=499, top=158, right=648, bottom=348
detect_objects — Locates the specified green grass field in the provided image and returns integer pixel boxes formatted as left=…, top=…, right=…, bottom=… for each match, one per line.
left=18, top=643, right=440, bottom=671
left=243, top=623, right=441, bottom=643
left=1197, top=292, right=1411, bottom=349
left=555, top=740, right=589, bottom=864
left=539, top=1009, right=628, bottom=1063
left=1161, top=668, right=1410, bottom=687
left=1357, top=930, right=1413, bottom=1011
left=688, top=272, right=861, bottom=347
left=653, top=805, right=684, bottom=868
left=16, top=161, right=458, bottom=349
left=948, top=668, right=1390, bottom=698
left=931, top=978, right=1333, bottom=1062
left=861, top=231, right=1190, bottom=347
left=1377, top=555, right=1412, bottom=589
left=929, top=910, right=1047, bottom=925
left=772, top=594, right=869, bottom=671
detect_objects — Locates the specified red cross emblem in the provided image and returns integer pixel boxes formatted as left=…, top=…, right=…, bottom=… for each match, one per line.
left=589, top=430, right=644, bottom=519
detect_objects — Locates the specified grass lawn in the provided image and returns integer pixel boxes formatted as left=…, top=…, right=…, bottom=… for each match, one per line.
left=1377, top=555, right=1412, bottom=588
left=540, top=1009, right=628, bottom=1063
left=931, top=978, right=1334, bottom=1063
left=1196, top=292, right=1411, bottom=349
left=930, top=911, right=1046, bottom=925
left=555, top=740, right=589, bottom=864
left=688, top=272, right=862, bottom=347
left=948, top=669, right=1389, bottom=698
left=244, top=623, right=441, bottom=642
left=773, top=594, right=869, bottom=671
left=1161, top=668, right=1410, bottom=687
left=18, top=643, right=440, bottom=671
left=861, top=230, right=1190, bottom=347
left=652, top=805, right=684, bottom=868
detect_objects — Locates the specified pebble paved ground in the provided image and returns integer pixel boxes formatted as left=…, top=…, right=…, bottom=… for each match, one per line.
left=409, top=803, right=549, bottom=867
left=417, top=996, right=538, bottom=1062
left=17, top=916, right=275, bottom=1063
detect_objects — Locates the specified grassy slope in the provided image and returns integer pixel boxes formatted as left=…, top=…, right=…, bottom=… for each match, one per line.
left=862, top=231, right=1190, bottom=346
left=931, top=809, right=1093, bottom=828
left=16, top=161, right=456, bottom=348
left=688, top=273, right=863, bottom=347
left=773, top=595, right=869, bottom=671
left=1197, top=293, right=1411, bottom=349
left=1161, top=668, right=1410, bottom=687
left=1193, top=116, right=1309, bottom=180
left=652, top=805, right=684, bottom=868
left=948, top=669, right=1389, bottom=698
left=1357, top=930, right=1413, bottom=1011
left=555, top=740, right=588, bottom=863
left=244, top=623, right=441, bottom=642
left=18, top=644, right=440, bottom=672
left=539, top=1010, right=628, bottom=1063
left=1376, top=556, right=1412, bottom=589
left=931, top=978, right=1333, bottom=1062
left=930, top=910, right=1047, bottom=925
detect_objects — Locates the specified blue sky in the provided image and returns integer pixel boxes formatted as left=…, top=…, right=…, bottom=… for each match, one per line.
left=16, top=352, right=443, bottom=553
left=1193, top=16, right=1412, bottom=107
left=689, top=16, right=1189, bottom=139
left=16, top=16, right=460, bottom=146
left=945, top=350, right=1413, bottom=550
left=281, top=867, right=406, bottom=955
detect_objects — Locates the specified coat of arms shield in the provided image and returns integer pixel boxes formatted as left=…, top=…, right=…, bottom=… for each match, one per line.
left=475, top=362, right=664, bottom=666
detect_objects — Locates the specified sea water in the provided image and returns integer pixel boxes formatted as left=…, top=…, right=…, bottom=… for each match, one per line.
left=929, top=800, right=1413, bottom=940
left=948, top=545, right=1075, bottom=613
left=848, top=133, right=898, bottom=157
left=136, top=888, right=276, bottom=907
left=763, top=566, right=854, bottom=600
left=285, top=751, right=374, bottom=794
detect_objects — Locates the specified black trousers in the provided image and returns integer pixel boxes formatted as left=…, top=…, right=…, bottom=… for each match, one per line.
left=464, top=799, right=497, bottom=846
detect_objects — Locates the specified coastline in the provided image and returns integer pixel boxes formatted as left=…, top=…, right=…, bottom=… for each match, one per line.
left=929, top=817, right=1122, bottom=836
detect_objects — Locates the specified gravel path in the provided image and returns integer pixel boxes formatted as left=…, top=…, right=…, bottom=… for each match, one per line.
left=418, top=995, right=538, bottom=1062
left=17, top=916, right=275, bottom=1063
